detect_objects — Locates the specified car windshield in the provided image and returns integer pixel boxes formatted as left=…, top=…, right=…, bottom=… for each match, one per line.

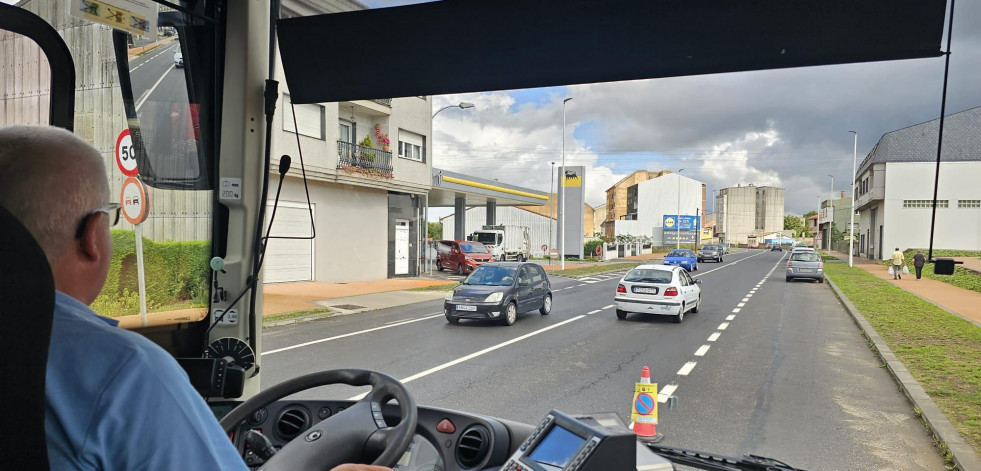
left=3, top=2, right=973, bottom=470
left=460, top=242, right=488, bottom=254
left=791, top=253, right=821, bottom=262
left=623, top=269, right=673, bottom=284
left=472, top=233, right=497, bottom=245
left=463, top=266, right=517, bottom=286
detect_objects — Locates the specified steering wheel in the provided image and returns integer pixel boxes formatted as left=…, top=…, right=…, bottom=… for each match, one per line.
left=219, top=369, right=417, bottom=470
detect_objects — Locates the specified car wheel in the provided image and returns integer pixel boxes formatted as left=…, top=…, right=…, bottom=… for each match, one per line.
left=691, top=295, right=700, bottom=313
left=674, top=305, right=684, bottom=323
left=499, top=255, right=506, bottom=262
left=540, top=294, right=552, bottom=315
left=616, top=309, right=627, bottom=320
left=786, top=276, right=792, bottom=282
left=437, top=263, right=444, bottom=272
left=445, top=315, right=459, bottom=324
left=693, top=263, right=697, bottom=271
left=457, top=265, right=465, bottom=276
left=519, top=254, right=527, bottom=262
left=503, top=302, right=517, bottom=326
left=819, top=277, right=825, bottom=283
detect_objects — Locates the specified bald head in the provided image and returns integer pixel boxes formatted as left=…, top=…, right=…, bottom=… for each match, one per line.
left=0, top=125, right=109, bottom=263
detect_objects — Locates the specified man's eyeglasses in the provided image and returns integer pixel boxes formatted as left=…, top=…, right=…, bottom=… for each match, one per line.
left=75, top=203, right=121, bottom=239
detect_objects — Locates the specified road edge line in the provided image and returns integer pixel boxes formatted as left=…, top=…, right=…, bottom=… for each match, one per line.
left=825, top=276, right=981, bottom=471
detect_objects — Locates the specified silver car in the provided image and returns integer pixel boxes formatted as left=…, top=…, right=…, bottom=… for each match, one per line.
left=786, top=251, right=824, bottom=282
left=614, top=264, right=702, bottom=323
left=697, top=244, right=723, bottom=262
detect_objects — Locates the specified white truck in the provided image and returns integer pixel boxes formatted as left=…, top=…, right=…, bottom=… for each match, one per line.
left=468, top=225, right=531, bottom=261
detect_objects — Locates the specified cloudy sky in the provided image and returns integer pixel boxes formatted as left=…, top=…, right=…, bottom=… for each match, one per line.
left=360, top=0, right=981, bottom=220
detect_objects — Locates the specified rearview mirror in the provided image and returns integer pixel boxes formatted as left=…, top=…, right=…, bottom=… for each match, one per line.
left=695, top=279, right=702, bottom=284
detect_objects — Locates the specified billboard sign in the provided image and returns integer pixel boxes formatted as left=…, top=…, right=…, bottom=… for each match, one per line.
left=663, top=215, right=699, bottom=231
left=557, top=166, right=585, bottom=258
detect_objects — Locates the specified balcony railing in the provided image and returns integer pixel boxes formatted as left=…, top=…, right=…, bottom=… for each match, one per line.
left=372, top=98, right=392, bottom=107
left=337, top=141, right=394, bottom=175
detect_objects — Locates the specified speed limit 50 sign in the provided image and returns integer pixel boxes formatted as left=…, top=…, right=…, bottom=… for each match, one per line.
left=115, top=129, right=138, bottom=177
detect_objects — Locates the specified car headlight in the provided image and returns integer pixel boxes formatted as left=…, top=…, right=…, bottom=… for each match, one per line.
left=465, top=256, right=473, bottom=261
left=484, top=292, right=504, bottom=303
left=445, top=292, right=455, bottom=301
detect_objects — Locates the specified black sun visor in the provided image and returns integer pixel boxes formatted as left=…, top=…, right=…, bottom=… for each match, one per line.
left=277, top=0, right=946, bottom=105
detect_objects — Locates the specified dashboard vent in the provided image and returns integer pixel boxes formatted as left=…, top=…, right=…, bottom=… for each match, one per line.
left=276, top=408, right=309, bottom=440
left=456, top=425, right=490, bottom=468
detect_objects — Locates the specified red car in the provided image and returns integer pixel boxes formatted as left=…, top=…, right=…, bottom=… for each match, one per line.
left=437, top=240, right=493, bottom=274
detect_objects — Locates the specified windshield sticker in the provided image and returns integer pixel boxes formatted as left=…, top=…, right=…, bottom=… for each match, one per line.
left=70, top=0, right=158, bottom=39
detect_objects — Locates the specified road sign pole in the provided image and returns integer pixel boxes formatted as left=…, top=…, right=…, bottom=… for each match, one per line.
left=135, top=225, right=148, bottom=326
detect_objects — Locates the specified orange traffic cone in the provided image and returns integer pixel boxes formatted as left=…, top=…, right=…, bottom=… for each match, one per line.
left=632, top=366, right=663, bottom=443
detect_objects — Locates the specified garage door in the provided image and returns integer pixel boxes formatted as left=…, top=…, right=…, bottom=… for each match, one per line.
left=263, top=202, right=314, bottom=283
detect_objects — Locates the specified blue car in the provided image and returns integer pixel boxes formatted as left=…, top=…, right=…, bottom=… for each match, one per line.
left=663, top=249, right=698, bottom=271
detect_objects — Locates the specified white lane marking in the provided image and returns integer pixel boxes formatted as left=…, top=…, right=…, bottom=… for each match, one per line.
left=603, top=304, right=614, bottom=309
left=694, top=345, right=710, bottom=356
left=737, top=302, right=746, bottom=307
left=348, top=315, right=587, bottom=399
left=136, top=65, right=174, bottom=111
left=708, top=332, right=721, bottom=342
left=577, top=284, right=586, bottom=288
left=741, top=297, right=750, bottom=302
left=677, top=361, right=697, bottom=376
left=587, top=309, right=601, bottom=315
left=750, top=289, right=757, bottom=293
left=657, top=383, right=678, bottom=403
left=692, top=250, right=769, bottom=278
left=718, top=322, right=729, bottom=330
left=263, top=313, right=443, bottom=355
left=746, top=293, right=753, bottom=297
left=726, top=314, right=735, bottom=321
left=732, top=308, right=741, bottom=313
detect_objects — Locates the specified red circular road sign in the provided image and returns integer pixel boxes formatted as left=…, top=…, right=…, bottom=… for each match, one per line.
left=541, top=244, right=548, bottom=251
left=594, top=245, right=602, bottom=256
left=115, top=129, right=138, bottom=177
left=120, top=177, right=150, bottom=225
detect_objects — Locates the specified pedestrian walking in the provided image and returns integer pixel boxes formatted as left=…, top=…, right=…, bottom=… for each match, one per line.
left=890, top=247, right=905, bottom=280
left=913, top=250, right=926, bottom=281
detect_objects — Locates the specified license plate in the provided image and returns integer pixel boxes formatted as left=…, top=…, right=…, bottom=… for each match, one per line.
left=799, top=268, right=815, bottom=273
left=456, top=305, right=477, bottom=311
left=632, top=286, right=658, bottom=294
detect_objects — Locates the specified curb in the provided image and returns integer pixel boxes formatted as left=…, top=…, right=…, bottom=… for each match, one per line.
left=826, top=276, right=981, bottom=471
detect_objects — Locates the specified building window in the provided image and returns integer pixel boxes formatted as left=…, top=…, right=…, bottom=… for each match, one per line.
left=959, top=200, right=981, bottom=208
left=282, top=94, right=325, bottom=140
left=398, top=129, right=425, bottom=162
left=338, top=120, right=352, bottom=143
left=903, top=200, right=948, bottom=208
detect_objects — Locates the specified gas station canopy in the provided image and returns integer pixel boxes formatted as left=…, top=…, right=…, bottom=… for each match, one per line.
left=429, top=168, right=547, bottom=208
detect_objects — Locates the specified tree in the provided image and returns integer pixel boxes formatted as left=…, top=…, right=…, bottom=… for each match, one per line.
left=783, top=215, right=811, bottom=238
left=803, top=210, right=818, bottom=219
left=427, top=222, right=442, bottom=240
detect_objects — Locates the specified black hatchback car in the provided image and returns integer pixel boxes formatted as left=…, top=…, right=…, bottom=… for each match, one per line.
left=443, top=262, right=552, bottom=325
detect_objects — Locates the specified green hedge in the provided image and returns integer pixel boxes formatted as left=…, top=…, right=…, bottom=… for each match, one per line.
left=91, top=230, right=211, bottom=317
left=902, top=249, right=981, bottom=295
left=583, top=240, right=603, bottom=256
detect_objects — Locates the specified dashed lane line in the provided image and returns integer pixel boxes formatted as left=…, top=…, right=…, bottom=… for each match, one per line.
left=677, top=361, right=697, bottom=376
left=708, top=332, right=721, bottom=342
left=694, top=345, right=710, bottom=356
left=726, top=314, right=735, bottom=321
left=718, top=322, right=729, bottom=330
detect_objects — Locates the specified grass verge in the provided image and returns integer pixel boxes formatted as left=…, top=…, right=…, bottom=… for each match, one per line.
left=262, top=307, right=331, bottom=325
left=825, top=263, right=981, bottom=454
left=409, top=283, right=459, bottom=292
left=551, top=263, right=641, bottom=278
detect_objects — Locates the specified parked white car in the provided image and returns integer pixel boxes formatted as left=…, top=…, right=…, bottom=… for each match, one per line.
left=614, top=264, right=701, bottom=323
left=174, top=50, right=184, bottom=68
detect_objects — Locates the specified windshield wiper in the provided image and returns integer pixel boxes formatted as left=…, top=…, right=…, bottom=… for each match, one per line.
left=645, top=443, right=805, bottom=471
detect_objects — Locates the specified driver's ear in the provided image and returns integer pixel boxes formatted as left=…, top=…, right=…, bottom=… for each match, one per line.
left=76, top=212, right=108, bottom=263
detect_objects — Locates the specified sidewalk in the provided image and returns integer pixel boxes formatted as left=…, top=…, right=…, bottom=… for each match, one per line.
left=828, top=250, right=981, bottom=326
left=263, top=278, right=456, bottom=315
left=127, top=35, right=176, bottom=58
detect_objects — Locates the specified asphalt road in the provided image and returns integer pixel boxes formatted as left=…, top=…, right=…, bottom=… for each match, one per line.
left=258, top=249, right=944, bottom=470
left=126, top=42, right=200, bottom=177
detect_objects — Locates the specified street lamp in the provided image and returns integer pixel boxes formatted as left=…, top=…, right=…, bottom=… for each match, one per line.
left=432, top=101, right=475, bottom=119
left=676, top=169, right=685, bottom=249
left=559, top=98, right=572, bottom=269
left=827, top=174, right=834, bottom=254
left=549, top=161, right=555, bottom=266
left=429, top=101, right=475, bottom=275
left=848, top=131, right=858, bottom=267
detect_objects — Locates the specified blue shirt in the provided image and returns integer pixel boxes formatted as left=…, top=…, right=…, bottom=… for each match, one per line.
left=46, top=291, right=248, bottom=470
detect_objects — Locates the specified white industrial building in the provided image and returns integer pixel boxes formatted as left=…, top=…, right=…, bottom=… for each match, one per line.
left=441, top=206, right=556, bottom=257
left=855, top=106, right=981, bottom=260
left=715, top=185, right=785, bottom=245
left=613, top=172, right=705, bottom=246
